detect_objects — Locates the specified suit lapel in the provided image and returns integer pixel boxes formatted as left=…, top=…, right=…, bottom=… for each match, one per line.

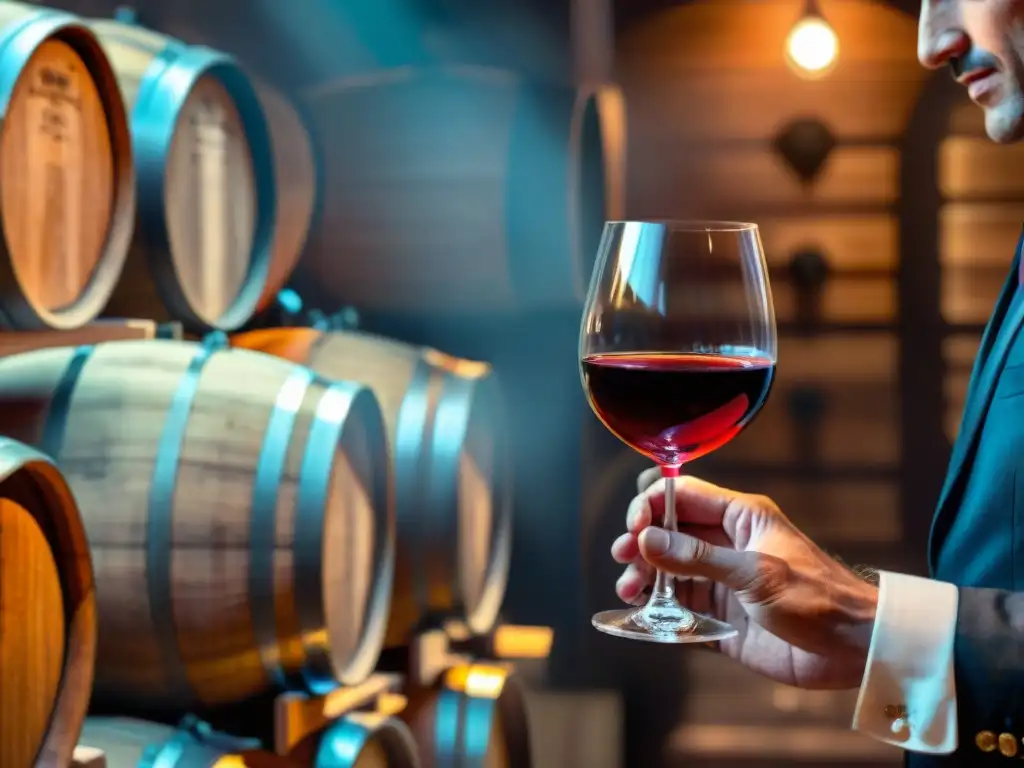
left=928, top=238, right=1024, bottom=569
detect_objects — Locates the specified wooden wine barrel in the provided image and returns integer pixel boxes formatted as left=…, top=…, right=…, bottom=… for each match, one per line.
left=288, top=711, right=420, bottom=768
left=233, top=328, right=511, bottom=647
left=0, top=1, right=134, bottom=330
left=0, top=438, right=96, bottom=768
left=402, top=664, right=531, bottom=768
left=0, top=338, right=394, bottom=711
left=80, top=717, right=292, bottom=767
left=296, top=66, right=626, bottom=316
left=253, top=80, right=317, bottom=312
left=89, top=18, right=276, bottom=332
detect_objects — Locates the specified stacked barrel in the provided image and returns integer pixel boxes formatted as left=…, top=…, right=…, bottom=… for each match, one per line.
left=0, top=1, right=625, bottom=765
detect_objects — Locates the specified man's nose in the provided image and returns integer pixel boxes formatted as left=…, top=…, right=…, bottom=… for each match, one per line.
left=918, top=3, right=969, bottom=70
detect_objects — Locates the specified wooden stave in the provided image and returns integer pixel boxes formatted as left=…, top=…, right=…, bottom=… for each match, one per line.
left=252, top=79, right=318, bottom=312
left=232, top=328, right=512, bottom=647
left=295, top=66, right=624, bottom=317
left=0, top=339, right=394, bottom=711
left=402, top=664, right=531, bottom=768
left=80, top=717, right=292, bottom=767
left=88, top=19, right=277, bottom=333
left=0, top=437, right=97, bottom=768
left=0, top=1, right=135, bottom=331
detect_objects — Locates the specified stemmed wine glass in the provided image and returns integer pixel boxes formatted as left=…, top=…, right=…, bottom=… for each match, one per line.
left=580, top=220, right=778, bottom=643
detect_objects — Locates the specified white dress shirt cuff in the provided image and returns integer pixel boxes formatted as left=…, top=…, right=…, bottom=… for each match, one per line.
left=851, top=570, right=959, bottom=754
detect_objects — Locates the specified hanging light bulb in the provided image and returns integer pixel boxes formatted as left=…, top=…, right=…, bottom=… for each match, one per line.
left=785, top=0, right=839, bottom=79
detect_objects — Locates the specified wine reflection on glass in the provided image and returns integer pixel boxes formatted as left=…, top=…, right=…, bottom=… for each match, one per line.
left=580, top=220, right=778, bottom=643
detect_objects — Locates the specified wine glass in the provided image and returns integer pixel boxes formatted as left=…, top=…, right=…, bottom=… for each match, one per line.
left=580, top=220, right=777, bottom=643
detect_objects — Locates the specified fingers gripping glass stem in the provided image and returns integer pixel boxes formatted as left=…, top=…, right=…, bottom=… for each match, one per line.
left=591, top=469, right=738, bottom=643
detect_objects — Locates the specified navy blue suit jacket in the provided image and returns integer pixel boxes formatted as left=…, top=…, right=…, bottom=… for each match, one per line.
left=911, top=235, right=1024, bottom=764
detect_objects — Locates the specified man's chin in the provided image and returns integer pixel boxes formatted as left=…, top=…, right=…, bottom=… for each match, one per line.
left=985, top=101, right=1024, bottom=144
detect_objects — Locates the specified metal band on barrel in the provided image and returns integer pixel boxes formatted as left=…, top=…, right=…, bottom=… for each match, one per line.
left=38, top=344, right=94, bottom=459
left=147, top=342, right=217, bottom=705
left=434, top=687, right=466, bottom=764
left=394, top=361, right=434, bottom=615
left=293, top=379, right=365, bottom=692
left=250, top=365, right=314, bottom=688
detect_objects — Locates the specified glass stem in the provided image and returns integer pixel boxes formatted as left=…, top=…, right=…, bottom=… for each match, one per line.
left=649, top=465, right=679, bottom=605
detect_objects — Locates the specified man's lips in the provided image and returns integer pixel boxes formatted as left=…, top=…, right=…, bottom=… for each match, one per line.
left=958, top=67, right=997, bottom=86
left=959, top=68, right=999, bottom=101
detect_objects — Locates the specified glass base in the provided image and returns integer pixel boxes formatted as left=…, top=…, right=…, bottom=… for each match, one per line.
left=592, top=596, right=738, bottom=644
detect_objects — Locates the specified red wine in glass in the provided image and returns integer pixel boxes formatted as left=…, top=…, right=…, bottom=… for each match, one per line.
left=580, top=220, right=777, bottom=643
left=583, top=353, right=775, bottom=466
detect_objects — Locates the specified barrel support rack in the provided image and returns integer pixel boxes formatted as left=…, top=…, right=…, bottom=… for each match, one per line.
left=273, top=672, right=406, bottom=756
left=0, top=318, right=182, bottom=360
left=271, top=621, right=554, bottom=756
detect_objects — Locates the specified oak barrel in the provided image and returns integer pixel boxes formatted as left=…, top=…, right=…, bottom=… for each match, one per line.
left=403, top=664, right=531, bottom=768
left=253, top=80, right=317, bottom=312
left=0, top=437, right=96, bottom=768
left=233, top=328, right=511, bottom=646
left=0, top=1, right=134, bottom=330
left=296, top=66, right=625, bottom=316
left=0, top=338, right=394, bottom=711
left=288, top=711, right=420, bottom=768
left=89, top=19, right=276, bottom=332
left=80, top=717, right=291, bottom=767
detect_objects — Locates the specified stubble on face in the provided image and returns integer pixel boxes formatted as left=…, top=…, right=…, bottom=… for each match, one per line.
left=980, top=2, right=1024, bottom=142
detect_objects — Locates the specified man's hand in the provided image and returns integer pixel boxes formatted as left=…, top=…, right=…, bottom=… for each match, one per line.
left=612, top=469, right=879, bottom=690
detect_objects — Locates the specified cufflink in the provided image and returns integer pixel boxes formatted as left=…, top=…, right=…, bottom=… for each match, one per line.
left=975, top=730, right=997, bottom=753
left=998, top=732, right=1018, bottom=757
left=884, top=705, right=908, bottom=735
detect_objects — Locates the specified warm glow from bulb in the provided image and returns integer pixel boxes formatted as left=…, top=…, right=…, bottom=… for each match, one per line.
left=785, top=16, right=839, bottom=78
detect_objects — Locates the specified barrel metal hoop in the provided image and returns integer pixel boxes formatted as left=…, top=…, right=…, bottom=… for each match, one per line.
left=394, top=360, right=435, bottom=616
left=314, top=716, right=377, bottom=768
left=434, top=687, right=468, bottom=767
left=250, top=364, right=314, bottom=688
left=38, top=344, right=94, bottom=459
left=139, top=715, right=265, bottom=768
left=315, top=714, right=420, bottom=768
left=462, top=377, right=513, bottom=636
left=320, top=382, right=394, bottom=686
left=424, top=373, right=476, bottom=623
left=293, top=378, right=384, bottom=691
left=126, top=39, right=276, bottom=333
left=141, top=736, right=185, bottom=768
left=147, top=342, right=218, bottom=705
left=461, top=693, right=500, bottom=766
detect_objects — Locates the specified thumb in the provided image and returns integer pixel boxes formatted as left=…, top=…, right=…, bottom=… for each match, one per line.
left=638, top=526, right=767, bottom=594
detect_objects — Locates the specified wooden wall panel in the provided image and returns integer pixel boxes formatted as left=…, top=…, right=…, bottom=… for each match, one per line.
left=759, top=479, right=900, bottom=543
left=941, top=138, right=1024, bottom=200
left=623, top=75, right=923, bottom=142
left=948, top=99, right=987, bottom=137
left=940, top=95, right=1022, bottom=329
left=662, top=278, right=893, bottom=325
left=627, top=145, right=899, bottom=213
left=940, top=203, right=1022, bottom=267
left=716, top=335, right=897, bottom=466
left=942, top=334, right=981, bottom=442
left=759, top=215, right=897, bottom=271
left=700, top=469, right=901, bottom=544
left=619, top=0, right=928, bottom=143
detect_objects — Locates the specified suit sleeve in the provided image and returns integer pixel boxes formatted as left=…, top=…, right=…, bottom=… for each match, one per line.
left=851, top=570, right=959, bottom=754
left=951, top=587, right=1024, bottom=755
